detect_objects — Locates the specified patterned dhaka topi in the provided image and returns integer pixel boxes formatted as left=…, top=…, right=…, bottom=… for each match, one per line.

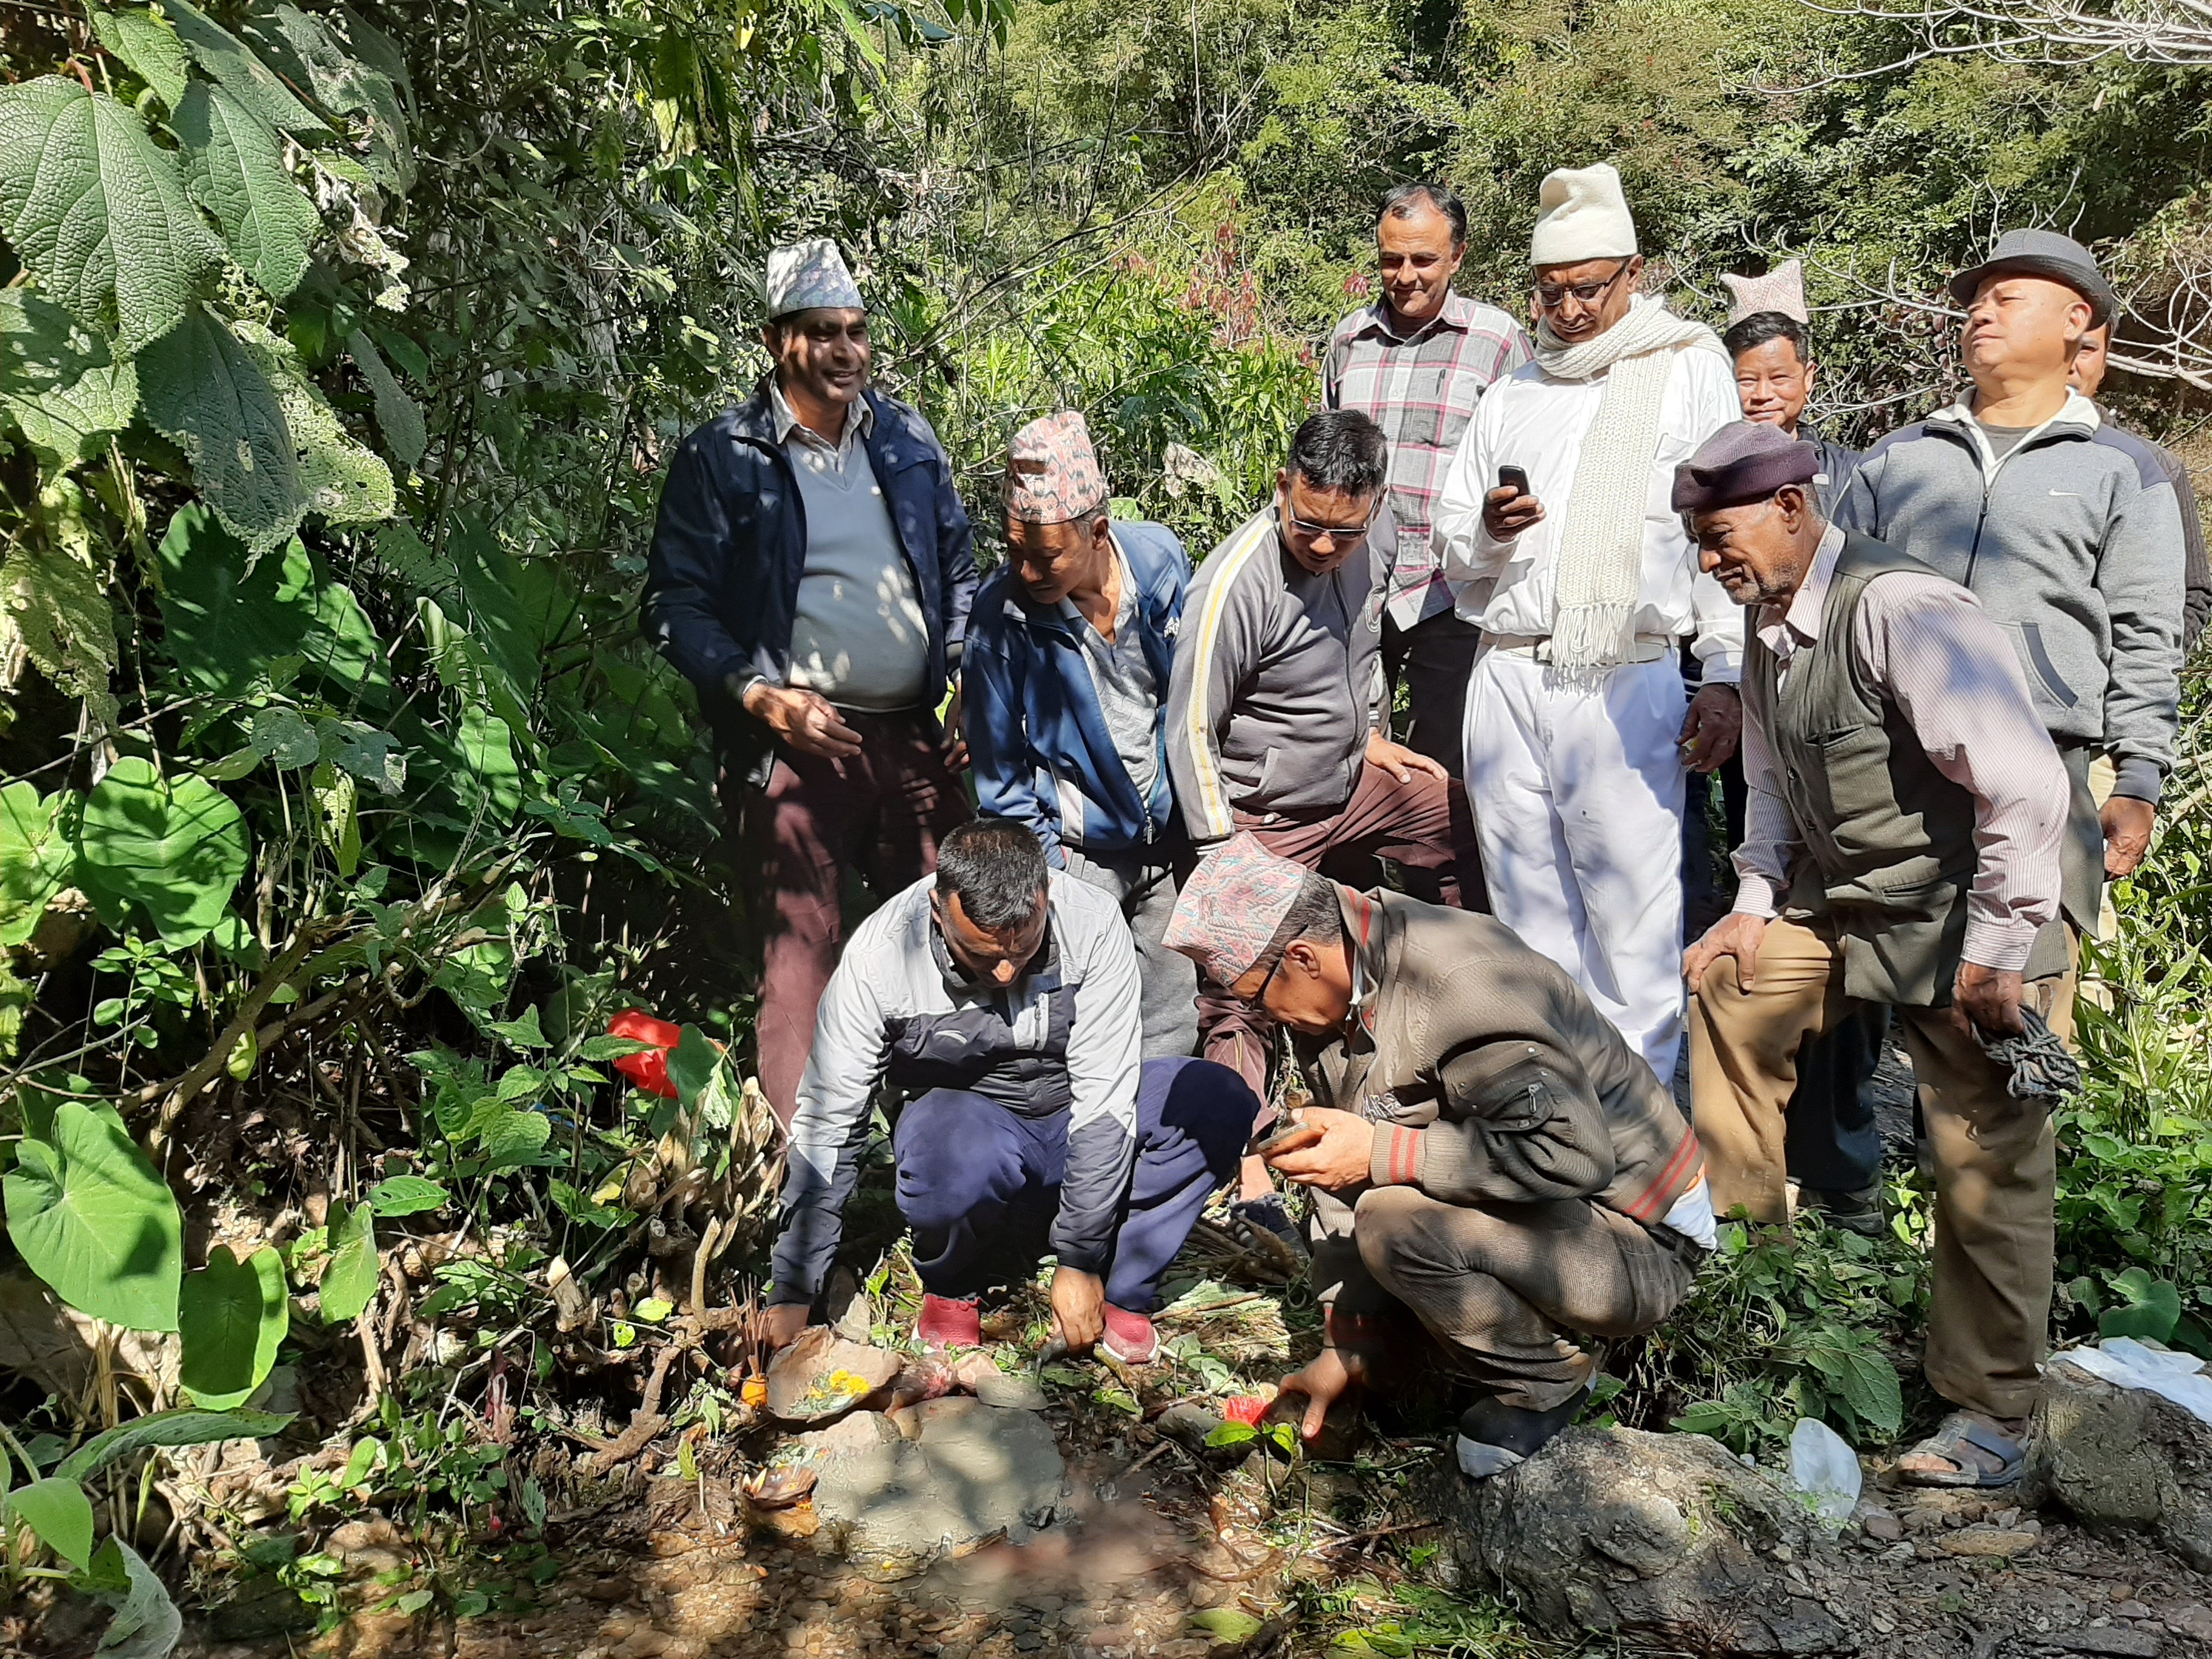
left=766, top=238, right=864, bottom=319
left=1006, top=411, right=1110, bottom=524
left=1721, top=259, right=1810, bottom=326
left=1163, top=832, right=1312, bottom=989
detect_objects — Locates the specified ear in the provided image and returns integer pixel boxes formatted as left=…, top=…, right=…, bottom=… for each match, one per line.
left=1275, top=466, right=1290, bottom=499
left=1624, top=254, right=1647, bottom=285
left=1801, top=358, right=1818, bottom=394
left=760, top=322, right=785, bottom=357
left=1281, top=939, right=1322, bottom=978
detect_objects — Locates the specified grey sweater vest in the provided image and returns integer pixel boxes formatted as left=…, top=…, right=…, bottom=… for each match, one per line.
left=1747, top=537, right=1982, bottom=1006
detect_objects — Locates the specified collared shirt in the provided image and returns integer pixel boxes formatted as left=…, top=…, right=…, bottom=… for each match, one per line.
left=1733, top=526, right=2070, bottom=970
left=768, top=380, right=928, bottom=709
left=1324, top=294, right=1534, bottom=628
left=1055, top=534, right=1161, bottom=845
left=1433, top=340, right=1747, bottom=679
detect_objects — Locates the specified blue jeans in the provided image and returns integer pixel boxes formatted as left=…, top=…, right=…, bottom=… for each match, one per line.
left=892, top=1057, right=1251, bottom=1311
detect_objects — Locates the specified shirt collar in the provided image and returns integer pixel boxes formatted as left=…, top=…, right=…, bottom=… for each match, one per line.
left=1338, top=886, right=1383, bottom=1037
left=1757, top=522, right=1848, bottom=656
left=770, top=377, right=874, bottom=448
left=1929, top=385, right=2100, bottom=446
left=1354, top=291, right=1475, bottom=346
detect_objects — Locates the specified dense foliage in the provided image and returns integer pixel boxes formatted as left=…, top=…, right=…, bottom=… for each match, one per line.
left=0, top=0, right=2205, bottom=1643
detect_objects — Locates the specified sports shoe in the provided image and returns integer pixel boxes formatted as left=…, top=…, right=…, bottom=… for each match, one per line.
left=915, top=1294, right=981, bottom=1351
left=1798, top=1182, right=1886, bottom=1238
left=1454, top=1387, right=1588, bottom=1479
left=1099, top=1304, right=1159, bottom=1364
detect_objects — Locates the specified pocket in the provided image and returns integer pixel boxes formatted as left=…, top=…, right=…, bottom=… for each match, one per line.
left=2021, top=623, right=2079, bottom=709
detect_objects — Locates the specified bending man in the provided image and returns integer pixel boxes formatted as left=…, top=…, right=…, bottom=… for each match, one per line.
left=1679, top=422, right=2071, bottom=1489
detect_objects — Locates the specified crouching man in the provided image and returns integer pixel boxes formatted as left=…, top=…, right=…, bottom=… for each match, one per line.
left=1163, top=835, right=1715, bottom=1477
left=1678, top=422, right=2073, bottom=1488
left=763, top=819, right=1253, bottom=1363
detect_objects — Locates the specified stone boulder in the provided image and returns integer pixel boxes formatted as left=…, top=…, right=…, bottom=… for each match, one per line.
left=806, top=1400, right=1067, bottom=1558
left=2029, top=1356, right=2212, bottom=1570
left=1413, top=1426, right=1847, bottom=1655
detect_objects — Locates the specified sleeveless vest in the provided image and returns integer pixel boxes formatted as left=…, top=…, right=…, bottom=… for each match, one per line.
left=1743, top=536, right=1980, bottom=1007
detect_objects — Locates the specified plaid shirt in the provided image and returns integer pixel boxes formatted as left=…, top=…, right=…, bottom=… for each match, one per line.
left=1324, top=294, right=1534, bottom=627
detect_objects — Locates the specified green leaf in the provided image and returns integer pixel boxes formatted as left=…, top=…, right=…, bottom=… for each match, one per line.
left=0, top=781, right=71, bottom=949
left=0, top=78, right=220, bottom=354
left=3, top=1101, right=183, bottom=1331
left=665, top=1025, right=720, bottom=1108
left=90, top=7, right=191, bottom=108
left=69, top=1536, right=133, bottom=1595
left=319, top=1201, right=379, bottom=1324
left=251, top=707, right=321, bottom=768
left=487, top=1006, right=547, bottom=1049
left=2101, top=1268, right=2182, bottom=1342
left=178, top=1245, right=288, bottom=1408
left=479, top=1108, right=551, bottom=1171
left=253, top=3, right=413, bottom=191
left=8, top=1475, right=93, bottom=1568
left=0, top=287, right=138, bottom=466
left=1203, top=1421, right=1257, bottom=1448
left=92, top=1541, right=182, bottom=1658
left=347, top=329, right=425, bottom=466
left=175, top=81, right=322, bottom=302
left=138, top=309, right=393, bottom=555
left=74, top=755, right=249, bottom=946
left=152, top=507, right=310, bottom=697
left=1833, top=1348, right=1903, bottom=1442
left=160, top=0, right=324, bottom=135
left=365, top=1175, right=448, bottom=1217
left=1188, top=1609, right=1263, bottom=1643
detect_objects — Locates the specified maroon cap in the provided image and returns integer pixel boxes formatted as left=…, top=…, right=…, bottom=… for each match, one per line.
left=1671, top=420, right=1821, bottom=514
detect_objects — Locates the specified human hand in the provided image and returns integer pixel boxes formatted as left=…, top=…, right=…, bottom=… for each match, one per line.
left=743, top=682, right=863, bottom=759
left=1951, top=961, right=2025, bottom=1041
left=1481, top=484, right=1545, bottom=542
left=1683, top=911, right=1769, bottom=996
left=940, top=679, right=969, bottom=772
left=763, top=1302, right=812, bottom=1352
left=1277, top=1344, right=1368, bottom=1441
left=1364, top=732, right=1449, bottom=785
left=1678, top=684, right=1743, bottom=774
left=2102, top=794, right=2155, bottom=878
left=1048, top=1266, right=1105, bottom=1355
left=1264, top=1106, right=1375, bottom=1193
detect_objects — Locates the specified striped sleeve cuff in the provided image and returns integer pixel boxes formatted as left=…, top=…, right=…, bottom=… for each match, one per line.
left=1369, top=1123, right=1424, bottom=1187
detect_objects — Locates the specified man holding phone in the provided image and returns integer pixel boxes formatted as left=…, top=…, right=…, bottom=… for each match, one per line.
left=1434, top=164, right=1743, bottom=1084
left=1163, top=835, right=1714, bottom=1477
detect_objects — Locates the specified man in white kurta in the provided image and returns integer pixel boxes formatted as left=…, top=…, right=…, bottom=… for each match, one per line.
left=1434, top=164, right=1743, bottom=1083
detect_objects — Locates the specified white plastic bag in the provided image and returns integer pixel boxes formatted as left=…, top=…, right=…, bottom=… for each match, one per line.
left=1789, top=1417, right=1862, bottom=1523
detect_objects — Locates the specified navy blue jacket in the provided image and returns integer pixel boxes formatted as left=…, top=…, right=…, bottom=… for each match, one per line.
left=639, top=379, right=977, bottom=786
left=963, top=522, right=1189, bottom=866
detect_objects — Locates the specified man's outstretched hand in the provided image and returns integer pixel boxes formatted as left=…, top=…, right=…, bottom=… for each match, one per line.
left=1683, top=911, right=1769, bottom=997
left=1277, top=1345, right=1367, bottom=1441
left=763, top=1301, right=812, bottom=1352
left=1048, top=1266, right=1105, bottom=1355
left=743, top=681, right=864, bottom=759
left=1365, top=732, right=1448, bottom=786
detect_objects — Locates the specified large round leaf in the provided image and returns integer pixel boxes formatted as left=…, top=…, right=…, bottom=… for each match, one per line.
left=178, top=1245, right=287, bottom=1408
left=2, top=1103, right=182, bottom=1333
left=74, top=755, right=248, bottom=946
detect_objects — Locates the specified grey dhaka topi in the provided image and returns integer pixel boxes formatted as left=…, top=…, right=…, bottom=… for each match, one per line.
left=1949, top=229, right=2117, bottom=328
left=1671, top=420, right=1821, bottom=514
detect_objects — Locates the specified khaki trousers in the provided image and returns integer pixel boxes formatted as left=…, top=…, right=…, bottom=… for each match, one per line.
left=1688, top=916, right=2067, bottom=1421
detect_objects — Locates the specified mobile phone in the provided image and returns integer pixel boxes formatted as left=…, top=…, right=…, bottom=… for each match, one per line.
left=1249, top=1116, right=1314, bottom=1158
left=1497, top=465, right=1531, bottom=497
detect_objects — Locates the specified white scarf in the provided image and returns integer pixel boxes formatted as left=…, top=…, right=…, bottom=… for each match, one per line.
left=1534, top=297, right=1728, bottom=669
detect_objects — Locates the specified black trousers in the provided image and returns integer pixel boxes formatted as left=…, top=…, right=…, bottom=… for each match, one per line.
left=1381, top=607, right=1487, bottom=912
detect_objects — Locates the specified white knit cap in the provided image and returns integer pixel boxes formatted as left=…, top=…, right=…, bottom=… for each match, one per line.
left=765, top=238, right=864, bottom=319
left=1529, top=163, right=1639, bottom=268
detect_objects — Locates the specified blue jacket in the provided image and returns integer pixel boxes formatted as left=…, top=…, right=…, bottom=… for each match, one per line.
left=639, top=379, right=977, bottom=786
left=964, top=521, right=1189, bottom=866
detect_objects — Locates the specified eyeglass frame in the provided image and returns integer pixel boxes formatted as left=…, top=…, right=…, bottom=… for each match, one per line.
left=1276, top=496, right=1381, bottom=544
left=1533, top=260, right=1634, bottom=312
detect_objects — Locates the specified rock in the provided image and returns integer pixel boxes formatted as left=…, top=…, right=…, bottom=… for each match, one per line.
left=766, top=1328, right=901, bottom=1423
left=811, top=1397, right=1066, bottom=1557
left=2114, top=1601, right=2155, bottom=1621
left=1937, top=1528, right=2037, bottom=1556
left=2039, top=1630, right=2163, bottom=1657
left=2169, top=1605, right=2212, bottom=1640
left=2029, top=1356, right=2212, bottom=1570
left=1855, top=1505, right=1902, bottom=1542
left=1413, top=1426, right=1846, bottom=1654
left=974, top=1373, right=1048, bottom=1411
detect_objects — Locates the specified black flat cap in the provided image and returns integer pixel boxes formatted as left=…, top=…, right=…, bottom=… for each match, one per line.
left=1949, top=228, right=2117, bottom=328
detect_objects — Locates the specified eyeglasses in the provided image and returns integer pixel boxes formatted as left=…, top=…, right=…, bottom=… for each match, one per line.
left=1534, top=262, right=1631, bottom=311
left=1279, top=501, right=1379, bottom=543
